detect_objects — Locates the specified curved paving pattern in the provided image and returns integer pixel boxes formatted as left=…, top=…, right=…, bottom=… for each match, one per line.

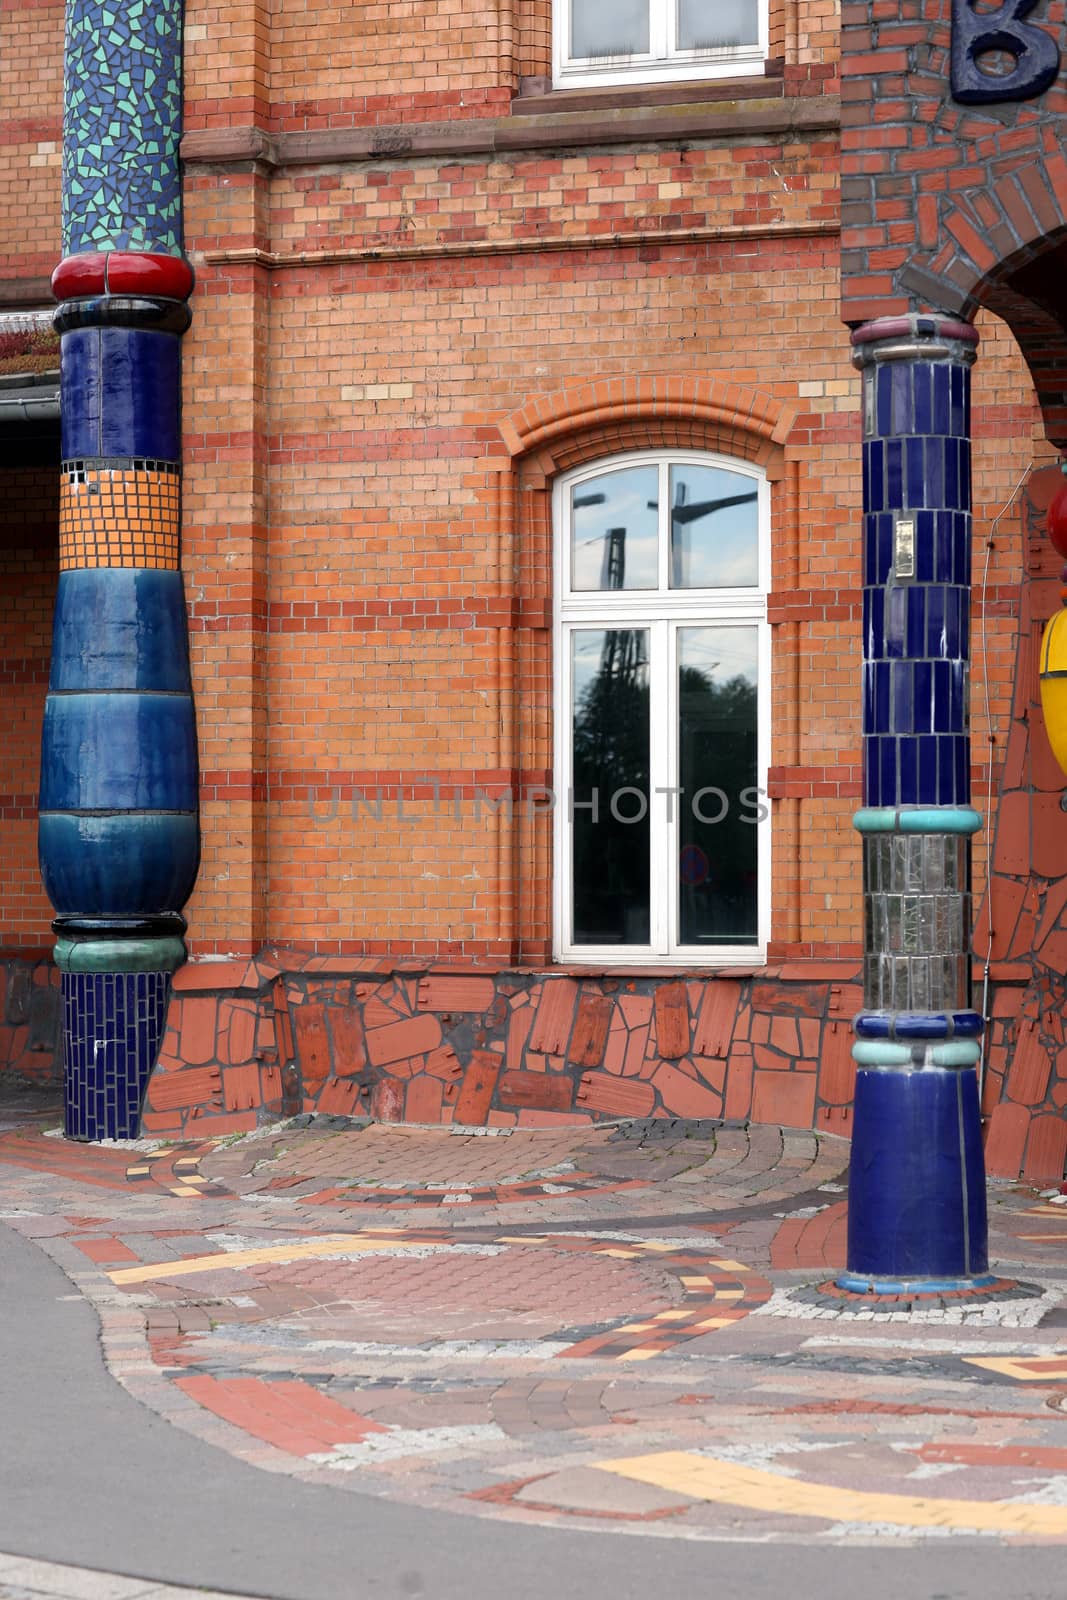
left=4, top=1109, right=1067, bottom=1544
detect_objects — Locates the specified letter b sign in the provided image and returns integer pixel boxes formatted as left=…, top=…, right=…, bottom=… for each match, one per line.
left=951, top=0, right=1060, bottom=103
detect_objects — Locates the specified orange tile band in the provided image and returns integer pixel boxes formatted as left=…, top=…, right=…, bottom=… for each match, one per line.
left=59, top=461, right=181, bottom=570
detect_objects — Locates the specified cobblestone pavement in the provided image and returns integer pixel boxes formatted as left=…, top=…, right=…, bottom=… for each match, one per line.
left=4, top=1097, right=1067, bottom=1548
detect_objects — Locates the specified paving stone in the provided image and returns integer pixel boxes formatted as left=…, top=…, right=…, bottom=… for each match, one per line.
left=512, top=1465, right=695, bottom=1515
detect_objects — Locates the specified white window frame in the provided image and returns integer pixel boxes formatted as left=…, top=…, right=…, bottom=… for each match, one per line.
left=552, top=449, right=771, bottom=967
left=553, top=0, right=768, bottom=90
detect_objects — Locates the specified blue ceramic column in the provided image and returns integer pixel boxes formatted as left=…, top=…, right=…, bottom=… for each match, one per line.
left=41, top=0, right=199, bottom=1139
left=844, top=315, right=990, bottom=1290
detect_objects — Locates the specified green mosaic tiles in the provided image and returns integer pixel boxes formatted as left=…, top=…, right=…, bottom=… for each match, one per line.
left=62, top=0, right=184, bottom=256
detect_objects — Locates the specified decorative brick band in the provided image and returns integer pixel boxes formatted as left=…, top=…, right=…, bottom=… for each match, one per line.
left=59, top=459, right=180, bottom=571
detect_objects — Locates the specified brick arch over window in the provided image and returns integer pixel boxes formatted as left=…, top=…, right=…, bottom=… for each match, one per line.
left=499, top=376, right=797, bottom=480
left=498, top=377, right=798, bottom=962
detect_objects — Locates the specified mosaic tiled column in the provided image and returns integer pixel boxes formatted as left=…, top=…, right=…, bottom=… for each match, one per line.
left=40, top=0, right=199, bottom=1139
left=844, top=315, right=989, bottom=1289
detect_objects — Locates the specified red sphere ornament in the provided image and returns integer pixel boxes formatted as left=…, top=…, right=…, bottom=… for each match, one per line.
left=1048, top=469, right=1067, bottom=560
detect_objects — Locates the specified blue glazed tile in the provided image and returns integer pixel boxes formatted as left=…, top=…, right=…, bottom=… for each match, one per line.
left=899, top=734, right=918, bottom=801
left=916, top=521, right=935, bottom=582
left=40, top=691, right=198, bottom=812
left=945, top=436, right=960, bottom=508
left=62, top=328, right=181, bottom=462
left=50, top=570, right=192, bottom=693
left=913, top=363, right=933, bottom=435
left=950, top=364, right=965, bottom=435
left=926, top=585, right=946, bottom=656
left=39, top=812, right=200, bottom=919
left=886, top=439, right=903, bottom=508
left=876, top=365, right=892, bottom=437
left=916, top=735, right=937, bottom=804
left=932, top=660, right=950, bottom=732
left=914, top=660, right=932, bottom=730
left=865, top=742, right=881, bottom=807
left=880, top=735, right=897, bottom=804
left=937, top=735, right=956, bottom=803
left=885, top=584, right=907, bottom=657
left=63, top=969, right=170, bottom=1139
left=868, top=586, right=885, bottom=656
left=960, top=440, right=972, bottom=511
left=892, top=660, right=914, bottom=733
left=932, top=365, right=951, bottom=434
left=955, top=730, right=970, bottom=802
left=906, top=586, right=926, bottom=656
left=862, top=444, right=870, bottom=513
left=948, top=660, right=965, bottom=731
left=876, top=660, right=890, bottom=731
left=926, top=436, right=945, bottom=508
left=868, top=440, right=885, bottom=512
left=890, top=362, right=913, bottom=434
left=935, top=513, right=955, bottom=581
left=957, top=513, right=972, bottom=585
left=904, top=436, right=925, bottom=508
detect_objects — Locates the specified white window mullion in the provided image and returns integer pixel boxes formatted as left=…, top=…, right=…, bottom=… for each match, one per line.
left=553, top=620, right=572, bottom=957
left=664, top=618, right=681, bottom=957
left=651, top=0, right=670, bottom=62
left=648, top=619, right=671, bottom=955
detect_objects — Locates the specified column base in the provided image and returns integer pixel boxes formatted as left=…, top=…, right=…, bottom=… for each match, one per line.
left=62, top=968, right=172, bottom=1141
left=834, top=1272, right=997, bottom=1295
left=845, top=1062, right=988, bottom=1281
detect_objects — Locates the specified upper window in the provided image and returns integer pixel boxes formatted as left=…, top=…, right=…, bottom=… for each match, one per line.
left=553, top=452, right=770, bottom=966
left=554, top=0, right=767, bottom=88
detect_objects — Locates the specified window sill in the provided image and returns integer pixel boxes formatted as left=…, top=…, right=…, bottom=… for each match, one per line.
left=513, top=65, right=784, bottom=117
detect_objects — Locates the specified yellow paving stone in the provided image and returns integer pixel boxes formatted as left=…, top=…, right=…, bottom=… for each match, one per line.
left=716, top=1289, right=745, bottom=1300
left=595, top=1453, right=1067, bottom=1534
left=108, top=1234, right=426, bottom=1284
left=680, top=1276, right=712, bottom=1288
left=602, top=1249, right=639, bottom=1259
left=169, top=1187, right=204, bottom=1198
left=616, top=1348, right=661, bottom=1362
left=652, top=1310, right=692, bottom=1321
left=709, top=1259, right=749, bottom=1272
left=963, top=1355, right=1067, bottom=1382
left=694, top=1317, right=734, bottom=1329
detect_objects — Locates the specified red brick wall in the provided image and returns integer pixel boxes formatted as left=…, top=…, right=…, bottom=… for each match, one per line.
left=6, top=0, right=1067, bottom=1167
left=0, top=467, right=57, bottom=949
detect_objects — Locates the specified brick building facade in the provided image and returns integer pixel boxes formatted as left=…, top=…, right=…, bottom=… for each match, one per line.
left=1, top=0, right=1065, bottom=1178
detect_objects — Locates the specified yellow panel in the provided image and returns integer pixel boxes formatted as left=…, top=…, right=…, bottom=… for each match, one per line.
left=596, top=1452, right=1067, bottom=1533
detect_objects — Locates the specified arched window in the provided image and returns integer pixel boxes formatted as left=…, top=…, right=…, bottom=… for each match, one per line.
left=553, top=450, right=770, bottom=963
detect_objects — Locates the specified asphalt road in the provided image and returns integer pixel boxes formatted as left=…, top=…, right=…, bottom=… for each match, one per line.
left=2, top=1222, right=1066, bottom=1600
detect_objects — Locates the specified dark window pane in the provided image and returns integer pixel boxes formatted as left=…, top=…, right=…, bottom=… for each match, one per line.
left=571, top=629, right=650, bottom=945
left=678, top=627, right=759, bottom=945
left=571, top=466, right=659, bottom=591
left=668, top=463, right=759, bottom=588
left=572, top=0, right=650, bottom=57
left=678, top=0, right=758, bottom=48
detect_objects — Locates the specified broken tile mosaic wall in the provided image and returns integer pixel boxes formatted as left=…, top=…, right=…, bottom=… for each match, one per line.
left=38, top=0, right=199, bottom=1138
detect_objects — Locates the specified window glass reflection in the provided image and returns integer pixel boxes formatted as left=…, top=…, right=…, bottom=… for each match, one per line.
left=570, top=466, right=659, bottom=591
left=677, top=626, right=758, bottom=945
left=678, top=0, right=758, bottom=48
left=572, top=0, right=650, bottom=56
left=571, top=628, right=651, bottom=944
left=668, top=463, right=758, bottom=588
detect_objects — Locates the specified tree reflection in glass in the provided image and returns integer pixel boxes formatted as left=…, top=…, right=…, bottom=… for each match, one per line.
left=678, top=627, right=758, bottom=945
left=571, top=628, right=650, bottom=944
